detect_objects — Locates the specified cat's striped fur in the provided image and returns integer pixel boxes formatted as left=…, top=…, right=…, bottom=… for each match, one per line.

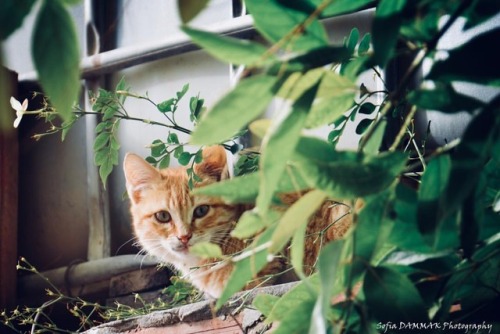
left=124, top=146, right=355, bottom=298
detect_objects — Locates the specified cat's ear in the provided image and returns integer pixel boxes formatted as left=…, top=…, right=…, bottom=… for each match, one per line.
left=123, top=153, right=161, bottom=203
left=194, top=146, right=229, bottom=181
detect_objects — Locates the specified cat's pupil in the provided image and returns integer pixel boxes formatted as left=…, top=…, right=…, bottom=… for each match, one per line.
left=193, top=205, right=210, bottom=218
left=154, top=210, right=171, bottom=223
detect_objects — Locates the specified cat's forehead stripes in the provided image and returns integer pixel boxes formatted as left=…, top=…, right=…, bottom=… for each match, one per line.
left=158, top=168, right=192, bottom=209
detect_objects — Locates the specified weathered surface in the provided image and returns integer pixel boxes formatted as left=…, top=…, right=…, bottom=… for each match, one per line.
left=86, top=282, right=296, bottom=334
left=109, top=266, right=168, bottom=298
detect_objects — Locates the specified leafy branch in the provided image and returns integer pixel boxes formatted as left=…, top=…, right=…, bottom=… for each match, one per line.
left=1, top=258, right=200, bottom=333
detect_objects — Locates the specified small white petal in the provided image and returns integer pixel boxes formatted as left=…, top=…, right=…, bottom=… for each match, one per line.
left=10, top=97, right=22, bottom=111
left=21, top=98, right=28, bottom=110
left=13, top=116, right=22, bottom=128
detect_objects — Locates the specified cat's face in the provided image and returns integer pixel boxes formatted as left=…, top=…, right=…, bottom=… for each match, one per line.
left=123, top=146, right=239, bottom=266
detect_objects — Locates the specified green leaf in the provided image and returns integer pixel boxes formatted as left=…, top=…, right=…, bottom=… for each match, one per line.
left=363, top=119, right=386, bottom=154
left=435, top=238, right=500, bottom=321
left=245, top=0, right=328, bottom=51
left=173, top=145, right=184, bottom=158
left=177, top=0, right=210, bottom=24
left=190, top=75, right=277, bottom=145
left=270, top=46, right=351, bottom=76
left=355, top=118, right=373, bottom=135
left=194, top=166, right=309, bottom=205
left=60, top=115, right=78, bottom=141
left=145, top=156, right=157, bottom=165
left=321, top=0, right=375, bottom=17
left=364, top=266, right=428, bottom=323
left=189, top=242, right=223, bottom=259
left=32, top=0, right=80, bottom=122
left=428, top=28, right=500, bottom=86
left=99, top=155, right=115, bottom=188
left=0, top=0, right=36, bottom=40
left=377, top=0, right=407, bottom=17
left=417, top=155, right=451, bottom=238
left=158, top=154, right=171, bottom=169
left=61, top=0, right=82, bottom=4
left=150, top=139, right=166, bottom=157
left=231, top=210, right=271, bottom=239
left=178, top=152, right=192, bottom=166
left=295, top=149, right=407, bottom=198
left=267, top=275, right=319, bottom=322
left=346, top=27, right=359, bottom=54
left=273, top=298, right=317, bottom=334
left=94, top=121, right=108, bottom=133
left=372, top=0, right=407, bottom=66
left=167, top=132, right=179, bottom=144
left=277, top=68, right=324, bottom=102
left=94, top=149, right=108, bottom=166
left=389, top=184, right=459, bottom=253
left=408, top=84, right=484, bottom=113
left=189, top=96, right=204, bottom=121
left=400, top=2, right=440, bottom=42
left=193, top=149, right=203, bottom=164
left=182, top=26, right=273, bottom=66
left=305, top=71, right=356, bottom=128
left=290, top=222, right=307, bottom=279
left=93, top=132, right=110, bottom=151
left=157, top=98, right=176, bottom=113
left=350, top=191, right=394, bottom=280
left=459, top=181, right=482, bottom=259
left=176, top=83, right=189, bottom=100
left=194, top=173, right=259, bottom=203
left=358, top=102, right=376, bottom=114
left=257, top=82, right=319, bottom=214
left=358, top=33, right=371, bottom=55
left=253, top=294, right=280, bottom=318
left=442, top=98, right=500, bottom=217
left=248, top=120, right=271, bottom=140
left=270, top=190, right=327, bottom=253
left=215, top=225, right=275, bottom=309
left=311, top=240, right=345, bottom=333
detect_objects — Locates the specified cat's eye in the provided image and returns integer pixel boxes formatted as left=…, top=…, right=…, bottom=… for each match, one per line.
left=154, top=210, right=171, bottom=223
left=193, top=205, right=210, bottom=219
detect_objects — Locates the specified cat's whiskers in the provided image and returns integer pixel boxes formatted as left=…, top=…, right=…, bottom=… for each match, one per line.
left=115, top=236, right=138, bottom=255
left=123, top=146, right=355, bottom=298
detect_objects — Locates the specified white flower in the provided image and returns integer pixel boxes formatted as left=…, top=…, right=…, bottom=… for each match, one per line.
left=10, top=97, right=28, bottom=128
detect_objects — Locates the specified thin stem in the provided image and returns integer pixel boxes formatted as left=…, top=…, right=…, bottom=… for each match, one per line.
left=404, top=138, right=460, bottom=173
left=388, top=104, right=417, bottom=151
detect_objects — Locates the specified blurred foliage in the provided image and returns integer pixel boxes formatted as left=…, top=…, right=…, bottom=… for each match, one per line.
left=1, top=0, right=499, bottom=332
left=182, top=0, right=500, bottom=332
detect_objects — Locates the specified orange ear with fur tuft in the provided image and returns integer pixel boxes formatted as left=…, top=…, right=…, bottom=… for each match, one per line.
left=123, top=153, right=161, bottom=203
left=194, top=146, right=229, bottom=181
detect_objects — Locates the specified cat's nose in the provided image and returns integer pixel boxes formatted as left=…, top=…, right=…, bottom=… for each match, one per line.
left=177, top=233, right=192, bottom=245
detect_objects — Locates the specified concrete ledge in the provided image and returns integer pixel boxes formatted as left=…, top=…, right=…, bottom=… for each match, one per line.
left=86, top=282, right=297, bottom=334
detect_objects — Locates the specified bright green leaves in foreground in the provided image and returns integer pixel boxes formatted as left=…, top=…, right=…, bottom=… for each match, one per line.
left=364, top=266, right=428, bottom=323
left=215, top=225, right=277, bottom=309
left=372, top=0, right=407, bottom=66
left=190, top=75, right=277, bottom=145
left=305, top=71, right=356, bottom=129
left=245, top=0, right=328, bottom=52
left=182, top=26, right=275, bottom=66
left=257, top=83, right=319, bottom=214
left=294, top=138, right=407, bottom=198
left=32, top=0, right=80, bottom=122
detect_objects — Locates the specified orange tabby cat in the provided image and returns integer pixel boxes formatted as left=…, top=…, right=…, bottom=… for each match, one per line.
left=123, top=146, right=354, bottom=298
